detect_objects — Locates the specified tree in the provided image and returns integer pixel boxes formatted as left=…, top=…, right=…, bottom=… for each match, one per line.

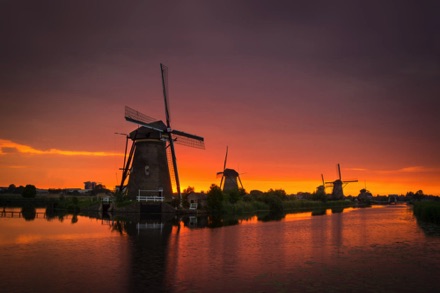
left=207, top=184, right=224, bottom=213
left=265, top=189, right=287, bottom=200
left=227, top=189, right=240, bottom=204
left=22, top=184, right=37, bottom=198
left=414, top=190, right=424, bottom=201
left=183, top=186, right=195, bottom=194
left=15, top=185, right=25, bottom=194
left=263, top=194, right=284, bottom=213
left=7, top=184, right=16, bottom=193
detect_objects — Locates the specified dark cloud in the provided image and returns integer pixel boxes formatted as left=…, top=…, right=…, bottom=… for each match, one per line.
left=1, top=0, right=439, bottom=153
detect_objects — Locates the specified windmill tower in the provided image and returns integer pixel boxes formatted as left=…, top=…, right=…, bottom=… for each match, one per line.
left=119, top=64, right=205, bottom=206
left=216, top=146, right=243, bottom=192
left=324, top=163, right=358, bottom=200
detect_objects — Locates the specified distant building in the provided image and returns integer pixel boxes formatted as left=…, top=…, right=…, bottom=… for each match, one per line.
left=187, top=192, right=207, bottom=209
left=84, top=181, right=97, bottom=190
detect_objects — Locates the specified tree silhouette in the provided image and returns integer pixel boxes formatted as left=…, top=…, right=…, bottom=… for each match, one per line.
left=22, top=184, right=37, bottom=198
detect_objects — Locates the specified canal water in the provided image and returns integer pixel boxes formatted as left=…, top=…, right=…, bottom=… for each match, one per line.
left=1, top=204, right=439, bottom=293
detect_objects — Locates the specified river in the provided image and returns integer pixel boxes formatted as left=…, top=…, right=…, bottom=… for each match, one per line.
left=1, top=204, right=439, bottom=292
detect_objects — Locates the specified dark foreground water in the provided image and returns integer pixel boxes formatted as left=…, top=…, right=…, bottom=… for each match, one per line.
left=1, top=204, right=440, bottom=293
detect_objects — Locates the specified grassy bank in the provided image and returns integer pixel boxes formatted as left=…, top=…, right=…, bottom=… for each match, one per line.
left=221, top=199, right=354, bottom=215
left=413, top=201, right=440, bottom=225
left=0, top=194, right=102, bottom=212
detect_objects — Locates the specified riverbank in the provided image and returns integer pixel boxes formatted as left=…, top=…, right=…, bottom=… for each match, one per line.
left=0, top=193, right=360, bottom=218
left=412, top=201, right=440, bottom=225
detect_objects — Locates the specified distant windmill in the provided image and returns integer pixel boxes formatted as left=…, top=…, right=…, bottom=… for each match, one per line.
left=119, top=64, right=205, bottom=207
left=316, top=174, right=326, bottom=194
left=324, top=163, right=358, bottom=200
left=216, top=146, right=243, bottom=192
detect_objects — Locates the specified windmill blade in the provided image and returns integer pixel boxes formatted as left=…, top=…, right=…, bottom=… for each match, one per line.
left=238, top=175, right=244, bottom=189
left=125, top=117, right=165, bottom=133
left=124, top=106, right=164, bottom=132
left=171, top=130, right=205, bottom=149
left=166, top=146, right=178, bottom=193
left=125, top=105, right=159, bottom=124
left=161, top=63, right=171, bottom=127
left=223, top=146, right=228, bottom=171
left=119, top=140, right=136, bottom=194
left=216, top=171, right=224, bottom=177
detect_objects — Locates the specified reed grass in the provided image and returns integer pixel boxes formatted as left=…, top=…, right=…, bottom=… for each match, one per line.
left=413, top=201, right=440, bottom=225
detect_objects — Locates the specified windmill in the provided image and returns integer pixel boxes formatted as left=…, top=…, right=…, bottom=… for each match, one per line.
left=216, top=146, right=243, bottom=192
left=316, top=174, right=326, bottom=194
left=324, top=163, right=358, bottom=200
left=119, top=64, right=205, bottom=207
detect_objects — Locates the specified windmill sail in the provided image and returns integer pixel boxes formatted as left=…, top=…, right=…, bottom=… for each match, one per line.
left=166, top=146, right=177, bottom=193
left=218, top=146, right=228, bottom=188
left=172, top=130, right=205, bottom=149
left=161, top=63, right=171, bottom=125
left=124, top=106, right=163, bottom=132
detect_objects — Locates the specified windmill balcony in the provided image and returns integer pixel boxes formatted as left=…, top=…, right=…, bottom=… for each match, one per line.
left=136, top=195, right=165, bottom=202
left=137, top=188, right=164, bottom=202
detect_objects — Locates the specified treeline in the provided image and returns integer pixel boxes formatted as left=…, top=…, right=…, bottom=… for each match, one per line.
left=405, top=190, right=439, bottom=202
left=199, top=184, right=350, bottom=215
left=1, top=183, right=112, bottom=197
left=0, top=184, right=37, bottom=198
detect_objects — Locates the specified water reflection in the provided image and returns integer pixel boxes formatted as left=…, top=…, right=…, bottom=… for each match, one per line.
left=21, top=206, right=36, bottom=221
left=331, top=206, right=345, bottom=213
left=253, top=211, right=282, bottom=221
left=311, top=207, right=327, bottom=216
left=1, top=205, right=440, bottom=292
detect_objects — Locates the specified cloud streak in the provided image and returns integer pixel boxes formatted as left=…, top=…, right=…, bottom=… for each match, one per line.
left=0, top=139, right=123, bottom=157
left=375, top=166, right=439, bottom=174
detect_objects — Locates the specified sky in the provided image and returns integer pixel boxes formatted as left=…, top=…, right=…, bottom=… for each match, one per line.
left=1, top=0, right=439, bottom=196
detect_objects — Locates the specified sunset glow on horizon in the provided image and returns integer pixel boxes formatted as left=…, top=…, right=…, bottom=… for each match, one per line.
left=1, top=138, right=439, bottom=196
left=1, top=1, right=439, bottom=196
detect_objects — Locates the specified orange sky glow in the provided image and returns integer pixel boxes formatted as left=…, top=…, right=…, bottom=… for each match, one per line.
left=1, top=138, right=438, bottom=196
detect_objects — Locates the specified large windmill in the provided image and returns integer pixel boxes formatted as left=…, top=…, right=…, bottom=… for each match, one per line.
left=119, top=64, right=205, bottom=207
left=324, top=163, right=358, bottom=200
left=216, top=146, right=243, bottom=192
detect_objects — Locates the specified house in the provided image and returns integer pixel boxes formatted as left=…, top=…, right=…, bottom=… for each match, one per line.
left=187, top=192, right=207, bottom=209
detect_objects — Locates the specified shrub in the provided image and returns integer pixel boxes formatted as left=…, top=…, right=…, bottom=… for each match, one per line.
left=22, top=184, right=37, bottom=198
left=264, top=194, right=284, bottom=213
left=207, top=184, right=224, bottom=213
left=227, top=189, right=240, bottom=204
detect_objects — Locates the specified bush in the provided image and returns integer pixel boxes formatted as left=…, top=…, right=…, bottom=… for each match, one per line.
left=227, top=189, right=240, bottom=204
left=264, top=194, right=284, bottom=213
left=22, top=184, right=37, bottom=198
left=207, top=184, right=224, bottom=213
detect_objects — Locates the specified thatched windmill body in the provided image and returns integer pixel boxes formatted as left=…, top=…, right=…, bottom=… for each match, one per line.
left=119, top=64, right=205, bottom=206
left=217, top=146, right=243, bottom=192
left=324, top=163, right=358, bottom=200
